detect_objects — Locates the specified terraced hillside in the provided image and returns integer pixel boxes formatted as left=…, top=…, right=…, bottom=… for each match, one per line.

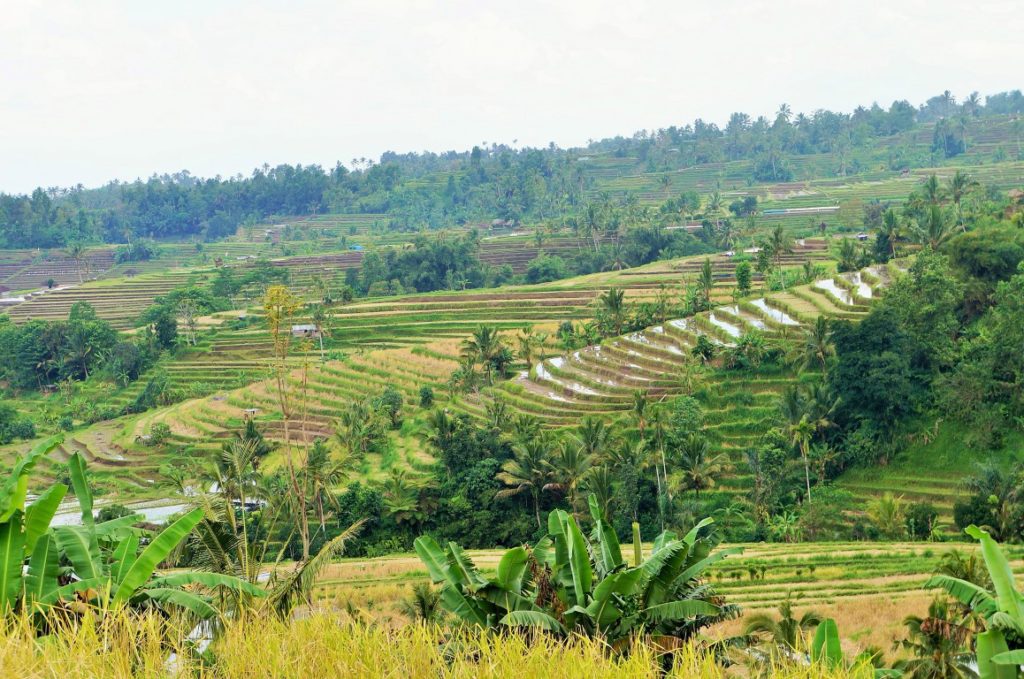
left=3, top=269, right=212, bottom=329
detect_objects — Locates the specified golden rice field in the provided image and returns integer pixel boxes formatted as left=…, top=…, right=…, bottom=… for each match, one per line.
left=312, top=540, right=1024, bottom=656
left=0, top=611, right=877, bottom=679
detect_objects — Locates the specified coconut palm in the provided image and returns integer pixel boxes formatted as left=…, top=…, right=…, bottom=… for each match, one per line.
left=597, top=287, right=627, bottom=335
left=380, top=468, right=432, bottom=526
left=676, top=433, right=726, bottom=503
left=795, top=316, right=834, bottom=372
left=461, top=326, right=505, bottom=385
left=880, top=208, right=901, bottom=259
left=787, top=415, right=816, bottom=504
left=582, top=465, right=616, bottom=520
left=573, top=416, right=613, bottom=460
left=697, top=258, right=714, bottom=310
left=67, top=242, right=86, bottom=283
left=893, top=598, right=975, bottom=679
left=867, top=492, right=907, bottom=539
left=743, top=595, right=823, bottom=650
left=946, top=170, right=978, bottom=231
left=631, top=390, right=649, bottom=438
left=304, top=439, right=350, bottom=533
left=511, top=413, right=542, bottom=444
left=309, top=303, right=330, bottom=361
left=400, top=583, right=442, bottom=623
left=426, top=408, right=460, bottom=452
left=485, top=399, right=511, bottom=431
left=496, top=438, right=553, bottom=529
left=544, top=438, right=593, bottom=514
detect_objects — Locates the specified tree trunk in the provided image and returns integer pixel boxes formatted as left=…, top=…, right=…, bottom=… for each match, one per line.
left=802, top=444, right=813, bottom=504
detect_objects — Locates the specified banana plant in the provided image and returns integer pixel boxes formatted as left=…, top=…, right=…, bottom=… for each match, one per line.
left=415, top=494, right=740, bottom=646
left=926, top=525, right=1024, bottom=679
left=811, top=618, right=900, bottom=678
left=0, top=436, right=263, bottom=621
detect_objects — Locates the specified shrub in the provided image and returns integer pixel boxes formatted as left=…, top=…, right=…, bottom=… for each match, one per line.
left=905, top=502, right=938, bottom=539
left=418, top=386, right=434, bottom=408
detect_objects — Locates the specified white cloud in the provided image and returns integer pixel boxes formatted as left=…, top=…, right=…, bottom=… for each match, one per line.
left=0, top=0, right=1021, bottom=192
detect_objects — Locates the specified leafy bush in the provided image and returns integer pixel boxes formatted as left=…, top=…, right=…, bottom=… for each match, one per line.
left=415, top=496, right=739, bottom=646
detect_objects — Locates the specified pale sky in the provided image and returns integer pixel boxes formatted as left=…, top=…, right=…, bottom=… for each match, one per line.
left=1, top=0, right=1021, bottom=194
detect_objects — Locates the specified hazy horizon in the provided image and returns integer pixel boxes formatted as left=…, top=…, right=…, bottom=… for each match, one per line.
left=2, top=0, right=1021, bottom=194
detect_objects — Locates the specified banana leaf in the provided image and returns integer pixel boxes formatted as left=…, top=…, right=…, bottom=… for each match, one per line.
left=501, top=610, right=567, bottom=635
left=0, top=510, right=25, bottom=610
left=24, top=533, right=61, bottom=607
left=447, top=542, right=489, bottom=592
left=676, top=546, right=744, bottom=586
left=94, top=513, right=144, bottom=538
left=0, top=436, right=63, bottom=521
left=924, top=574, right=996, bottom=614
left=566, top=515, right=593, bottom=607
left=140, top=587, right=218, bottom=619
left=967, top=525, right=1024, bottom=622
left=109, top=533, right=139, bottom=585
left=112, top=508, right=203, bottom=604
left=24, top=484, right=67, bottom=555
left=414, top=535, right=451, bottom=585
left=588, top=496, right=622, bottom=575
left=67, top=453, right=94, bottom=530
left=495, top=546, right=529, bottom=594
left=977, top=629, right=1015, bottom=679
left=479, top=583, right=539, bottom=614
left=645, top=599, right=719, bottom=623
left=439, top=582, right=489, bottom=627
left=682, top=517, right=714, bottom=546
left=811, top=618, right=843, bottom=668
left=54, top=525, right=103, bottom=581
left=149, top=571, right=266, bottom=597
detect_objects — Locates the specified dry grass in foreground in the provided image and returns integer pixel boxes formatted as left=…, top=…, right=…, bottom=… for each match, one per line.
left=1, top=610, right=876, bottom=679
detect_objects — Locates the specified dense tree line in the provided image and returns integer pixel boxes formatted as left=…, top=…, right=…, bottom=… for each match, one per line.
left=3, top=90, right=1021, bottom=248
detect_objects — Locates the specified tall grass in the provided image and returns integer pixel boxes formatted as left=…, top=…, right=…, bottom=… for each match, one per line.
left=0, top=610, right=872, bottom=678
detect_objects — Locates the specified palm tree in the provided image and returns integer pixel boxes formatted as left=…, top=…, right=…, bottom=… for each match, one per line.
left=893, top=599, right=975, bottom=679
left=310, top=303, right=330, bottom=362
left=573, top=416, right=613, bottom=459
left=787, top=415, right=816, bottom=504
left=511, top=414, right=541, bottom=445
left=769, top=224, right=794, bottom=283
left=867, top=492, right=907, bottom=539
left=496, top=439, right=552, bottom=529
left=401, top=583, right=442, bottom=623
left=461, top=326, right=504, bottom=385
left=631, top=391, right=649, bottom=438
left=922, top=174, right=944, bottom=206
left=67, top=242, right=88, bottom=283
left=516, top=327, right=541, bottom=368
left=697, top=258, right=714, bottom=310
left=426, top=409, right=460, bottom=453
left=963, top=91, right=981, bottom=117
left=658, top=173, right=672, bottom=199
left=707, top=191, right=724, bottom=228
left=946, top=170, right=978, bottom=231
left=597, top=287, right=627, bottom=335
left=911, top=204, right=953, bottom=250
left=544, top=438, right=593, bottom=514
left=796, top=316, right=834, bottom=373
left=304, top=439, right=350, bottom=534
left=485, top=399, right=511, bottom=431
left=880, top=208, right=901, bottom=259
left=676, top=433, right=726, bottom=503
left=380, top=468, right=431, bottom=527
left=583, top=465, right=616, bottom=520
left=743, top=595, right=823, bottom=650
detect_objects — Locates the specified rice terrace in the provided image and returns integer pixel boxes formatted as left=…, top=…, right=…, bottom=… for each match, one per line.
left=3, top=4, right=1024, bottom=677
